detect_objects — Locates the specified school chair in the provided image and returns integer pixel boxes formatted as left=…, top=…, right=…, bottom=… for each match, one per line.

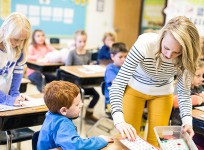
left=86, top=81, right=114, bottom=137
left=32, top=131, right=40, bottom=150
left=50, top=38, right=60, bottom=44
left=0, top=128, right=34, bottom=149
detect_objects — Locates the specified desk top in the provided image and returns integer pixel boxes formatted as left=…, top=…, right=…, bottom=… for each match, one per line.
left=0, top=94, right=47, bottom=117
left=102, top=138, right=128, bottom=150
left=60, top=65, right=106, bottom=78
left=192, top=109, right=204, bottom=121
left=0, top=94, right=47, bottom=131
left=21, top=78, right=31, bottom=84
left=27, top=61, right=64, bottom=67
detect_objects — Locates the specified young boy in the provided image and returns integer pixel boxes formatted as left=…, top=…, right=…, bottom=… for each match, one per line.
left=37, top=81, right=113, bottom=150
left=104, top=42, right=128, bottom=112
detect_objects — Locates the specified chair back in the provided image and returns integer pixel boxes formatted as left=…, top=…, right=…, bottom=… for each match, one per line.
left=50, top=38, right=60, bottom=44
left=32, top=131, right=40, bottom=150
left=100, top=81, right=105, bottom=95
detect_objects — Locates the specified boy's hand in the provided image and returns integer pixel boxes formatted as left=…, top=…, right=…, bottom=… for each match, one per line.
left=99, top=135, right=114, bottom=143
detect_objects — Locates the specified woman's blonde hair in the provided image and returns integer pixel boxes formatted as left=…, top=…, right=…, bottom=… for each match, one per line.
left=155, top=16, right=201, bottom=78
left=0, top=12, right=31, bottom=64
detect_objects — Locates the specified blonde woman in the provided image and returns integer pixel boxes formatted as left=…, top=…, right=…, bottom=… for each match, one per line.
left=109, top=16, right=201, bottom=146
left=0, top=12, right=31, bottom=106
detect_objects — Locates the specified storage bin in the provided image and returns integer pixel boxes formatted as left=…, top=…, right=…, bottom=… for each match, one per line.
left=154, top=126, right=198, bottom=150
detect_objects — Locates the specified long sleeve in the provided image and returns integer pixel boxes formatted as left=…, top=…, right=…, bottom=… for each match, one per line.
left=9, top=53, right=24, bottom=97
left=110, top=44, right=145, bottom=125
left=55, top=120, right=107, bottom=150
left=37, top=113, right=108, bottom=150
left=177, top=72, right=192, bottom=126
left=65, top=50, right=74, bottom=66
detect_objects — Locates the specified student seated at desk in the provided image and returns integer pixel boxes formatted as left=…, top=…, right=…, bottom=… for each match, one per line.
left=0, top=12, right=31, bottom=106
left=37, top=81, right=113, bottom=150
left=172, top=60, right=204, bottom=125
left=27, top=29, right=56, bottom=92
left=97, top=32, right=116, bottom=65
left=104, top=42, right=128, bottom=113
left=65, top=30, right=100, bottom=123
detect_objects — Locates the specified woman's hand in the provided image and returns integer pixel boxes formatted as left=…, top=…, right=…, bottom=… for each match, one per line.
left=182, top=124, right=194, bottom=137
left=115, top=122, right=137, bottom=141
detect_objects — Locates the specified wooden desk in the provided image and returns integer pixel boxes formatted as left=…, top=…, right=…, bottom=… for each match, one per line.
left=0, top=94, right=47, bottom=150
left=59, top=65, right=105, bottom=86
left=192, top=109, right=204, bottom=135
left=20, top=78, right=31, bottom=93
left=0, top=94, right=47, bottom=131
left=102, top=138, right=128, bottom=150
left=59, top=65, right=105, bottom=134
left=26, top=61, right=64, bottom=88
left=26, top=61, right=64, bottom=72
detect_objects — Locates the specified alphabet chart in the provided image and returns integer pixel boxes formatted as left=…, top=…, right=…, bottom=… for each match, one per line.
left=120, top=136, right=158, bottom=150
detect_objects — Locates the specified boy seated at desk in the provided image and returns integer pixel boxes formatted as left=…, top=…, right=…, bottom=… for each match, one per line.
left=104, top=42, right=128, bottom=113
left=37, top=81, right=113, bottom=150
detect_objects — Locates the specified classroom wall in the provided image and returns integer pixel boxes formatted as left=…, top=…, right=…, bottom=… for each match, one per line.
left=59, top=0, right=115, bottom=49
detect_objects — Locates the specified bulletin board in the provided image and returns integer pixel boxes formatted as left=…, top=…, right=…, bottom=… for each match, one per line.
left=0, top=0, right=87, bottom=37
left=164, top=0, right=204, bottom=36
left=140, top=0, right=167, bottom=34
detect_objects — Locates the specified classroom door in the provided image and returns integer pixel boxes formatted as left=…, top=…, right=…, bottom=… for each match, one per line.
left=114, top=0, right=142, bottom=49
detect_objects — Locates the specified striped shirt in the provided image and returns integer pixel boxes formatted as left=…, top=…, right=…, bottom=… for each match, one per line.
left=110, top=33, right=192, bottom=126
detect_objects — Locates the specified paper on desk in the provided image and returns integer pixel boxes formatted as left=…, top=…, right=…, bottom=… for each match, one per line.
left=0, top=96, right=45, bottom=112
left=195, top=106, right=204, bottom=112
left=199, top=115, right=204, bottom=118
left=82, top=65, right=106, bottom=72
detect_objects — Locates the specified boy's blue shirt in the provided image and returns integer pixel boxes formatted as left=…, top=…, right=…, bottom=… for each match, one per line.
left=98, top=45, right=111, bottom=60
left=37, top=111, right=108, bottom=150
left=104, top=63, right=120, bottom=102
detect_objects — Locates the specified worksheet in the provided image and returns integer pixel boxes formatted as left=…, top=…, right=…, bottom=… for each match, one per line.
left=0, top=96, right=45, bottom=112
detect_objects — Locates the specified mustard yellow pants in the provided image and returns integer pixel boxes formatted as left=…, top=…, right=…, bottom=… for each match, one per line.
left=123, top=86, right=173, bottom=147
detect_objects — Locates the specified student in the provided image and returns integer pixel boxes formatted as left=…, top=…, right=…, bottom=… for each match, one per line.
left=109, top=16, right=201, bottom=146
left=98, top=32, right=116, bottom=65
left=65, top=30, right=100, bottom=123
left=104, top=42, right=128, bottom=113
left=0, top=12, right=31, bottom=106
left=37, top=81, right=113, bottom=150
left=27, top=29, right=56, bottom=92
left=171, top=60, right=204, bottom=125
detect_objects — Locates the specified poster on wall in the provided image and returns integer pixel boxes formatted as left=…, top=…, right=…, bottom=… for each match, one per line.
left=0, top=0, right=87, bottom=37
left=140, top=0, right=167, bottom=34
left=164, top=0, right=204, bottom=36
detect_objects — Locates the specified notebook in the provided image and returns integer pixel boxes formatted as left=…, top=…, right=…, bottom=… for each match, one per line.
left=195, top=106, right=204, bottom=112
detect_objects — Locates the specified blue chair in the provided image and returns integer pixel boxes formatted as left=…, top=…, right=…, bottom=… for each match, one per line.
left=32, top=131, right=40, bottom=150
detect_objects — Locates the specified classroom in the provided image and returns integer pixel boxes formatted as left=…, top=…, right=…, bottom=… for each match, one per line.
left=0, top=0, right=204, bottom=150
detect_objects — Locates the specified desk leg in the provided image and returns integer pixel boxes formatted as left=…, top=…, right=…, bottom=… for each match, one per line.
left=80, top=88, right=85, bottom=135
left=5, top=131, right=12, bottom=150
left=41, top=73, right=46, bottom=90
